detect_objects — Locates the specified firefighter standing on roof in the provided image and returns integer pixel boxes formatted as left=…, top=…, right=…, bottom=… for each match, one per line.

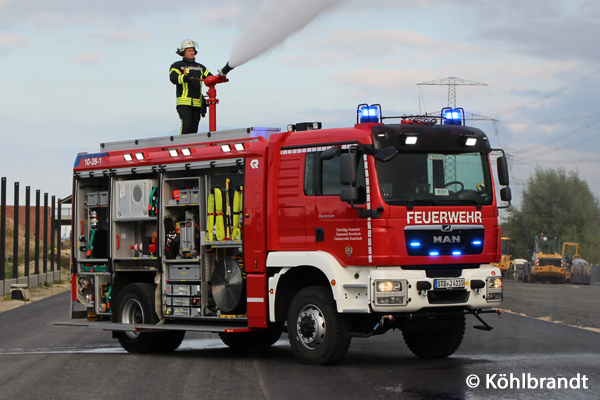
left=169, top=39, right=212, bottom=134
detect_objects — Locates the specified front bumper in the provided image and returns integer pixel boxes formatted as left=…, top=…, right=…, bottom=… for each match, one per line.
left=532, top=266, right=566, bottom=278
left=339, top=264, right=502, bottom=314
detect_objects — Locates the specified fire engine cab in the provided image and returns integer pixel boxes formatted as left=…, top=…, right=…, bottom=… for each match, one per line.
left=61, top=101, right=511, bottom=365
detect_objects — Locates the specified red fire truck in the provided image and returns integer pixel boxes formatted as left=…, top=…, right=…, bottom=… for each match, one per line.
left=61, top=88, right=510, bottom=364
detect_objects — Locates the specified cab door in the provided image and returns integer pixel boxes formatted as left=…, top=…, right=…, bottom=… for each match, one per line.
left=310, top=150, right=370, bottom=265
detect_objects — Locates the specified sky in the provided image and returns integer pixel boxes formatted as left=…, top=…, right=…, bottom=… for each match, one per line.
left=2, top=0, right=600, bottom=214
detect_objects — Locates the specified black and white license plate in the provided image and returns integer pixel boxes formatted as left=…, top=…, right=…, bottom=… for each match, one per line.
left=434, top=278, right=465, bottom=289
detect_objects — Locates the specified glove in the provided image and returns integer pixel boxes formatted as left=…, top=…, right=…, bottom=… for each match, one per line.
left=183, top=74, right=199, bottom=83
left=200, top=99, right=207, bottom=118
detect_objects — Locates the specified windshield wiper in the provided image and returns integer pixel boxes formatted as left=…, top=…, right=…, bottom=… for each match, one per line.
left=404, top=199, right=438, bottom=208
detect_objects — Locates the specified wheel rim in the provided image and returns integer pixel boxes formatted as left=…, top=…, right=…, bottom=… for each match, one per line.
left=296, top=303, right=326, bottom=350
left=121, top=298, right=144, bottom=339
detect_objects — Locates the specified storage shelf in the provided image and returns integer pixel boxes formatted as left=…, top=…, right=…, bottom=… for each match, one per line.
left=114, top=257, right=158, bottom=261
left=203, top=240, right=243, bottom=248
left=114, top=267, right=159, bottom=272
left=165, top=258, right=201, bottom=263
left=78, top=271, right=111, bottom=276
left=79, top=259, right=109, bottom=263
left=114, top=216, right=157, bottom=222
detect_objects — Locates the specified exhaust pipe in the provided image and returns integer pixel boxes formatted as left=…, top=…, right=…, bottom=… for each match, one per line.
left=219, top=62, right=235, bottom=76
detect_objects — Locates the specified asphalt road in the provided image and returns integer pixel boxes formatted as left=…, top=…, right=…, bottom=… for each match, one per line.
left=0, top=290, right=599, bottom=400
left=501, top=280, right=600, bottom=329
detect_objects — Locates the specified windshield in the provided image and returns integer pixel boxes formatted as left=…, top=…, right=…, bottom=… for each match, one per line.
left=376, top=151, right=493, bottom=206
left=536, top=237, right=558, bottom=254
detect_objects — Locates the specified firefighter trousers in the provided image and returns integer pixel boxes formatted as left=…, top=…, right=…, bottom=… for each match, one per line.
left=177, top=105, right=202, bottom=134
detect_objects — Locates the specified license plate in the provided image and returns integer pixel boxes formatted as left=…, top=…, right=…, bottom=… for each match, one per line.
left=434, top=278, right=465, bottom=289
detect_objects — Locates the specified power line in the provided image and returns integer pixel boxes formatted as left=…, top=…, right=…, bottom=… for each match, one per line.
left=521, top=130, right=600, bottom=158
left=501, top=113, right=600, bottom=124
left=489, top=67, right=600, bottom=117
left=513, top=118, right=600, bottom=154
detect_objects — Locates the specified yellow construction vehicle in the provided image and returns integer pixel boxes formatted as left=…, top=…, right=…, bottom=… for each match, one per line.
left=562, top=242, right=581, bottom=284
left=520, top=234, right=566, bottom=284
left=493, top=237, right=513, bottom=279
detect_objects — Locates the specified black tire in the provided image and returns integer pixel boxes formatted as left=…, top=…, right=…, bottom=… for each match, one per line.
left=287, top=286, right=351, bottom=365
left=219, top=324, right=283, bottom=349
left=157, top=331, right=186, bottom=352
left=402, top=314, right=465, bottom=359
left=113, top=283, right=164, bottom=353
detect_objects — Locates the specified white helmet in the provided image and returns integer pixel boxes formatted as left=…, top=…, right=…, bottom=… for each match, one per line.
left=176, top=39, right=198, bottom=56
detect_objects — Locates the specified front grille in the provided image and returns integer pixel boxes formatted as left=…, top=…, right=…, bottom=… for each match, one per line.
left=538, top=259, right=562, bottom=267
left=426, top=269, right=462, bottom=278
left=428, top=290, right=470, bottom=304
left=405, top=226, right=484, bottom=256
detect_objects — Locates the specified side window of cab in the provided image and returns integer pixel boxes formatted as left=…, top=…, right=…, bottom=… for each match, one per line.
left=304, top=151, right=366, bottom=204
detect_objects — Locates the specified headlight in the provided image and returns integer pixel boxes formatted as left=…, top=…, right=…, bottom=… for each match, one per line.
left=486, top=277, right=503, bottom=302
left=488, top=277, right=503, bottom=289
left=373, top=280, right=408, bottom=306
left=377, top=280, right=402, bottom=292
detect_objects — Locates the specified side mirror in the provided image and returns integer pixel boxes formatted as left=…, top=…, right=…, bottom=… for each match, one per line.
left=340, top=187, right=358, bottom=203
left=375, top=146, right=398, bottom=162
left=340, top=153, right=357, bottom=185
left=500, top=187, right=512, bottom=202
left=497, top=156, right=509, bottom=186
left=320, top=146, right=341, bottom=160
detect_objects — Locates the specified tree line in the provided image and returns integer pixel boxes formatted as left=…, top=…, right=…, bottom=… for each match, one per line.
left=502, top=167, right=600, bottom=263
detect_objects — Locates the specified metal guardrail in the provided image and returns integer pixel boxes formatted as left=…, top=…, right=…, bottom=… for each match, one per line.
left=0, top=177, right=67, bottom=296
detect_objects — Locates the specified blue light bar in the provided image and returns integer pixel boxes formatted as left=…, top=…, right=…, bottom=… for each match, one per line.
left=410, top=242, right=421, bottom=248
left=452, top=251, right=462, bottom=256
left=441, top=107, right=465, bottom=126
left=472, top=240, right=482, bottom=246
left=357, top=104, right=382, bottom=124
left=429, top=251, right=440, bottom=256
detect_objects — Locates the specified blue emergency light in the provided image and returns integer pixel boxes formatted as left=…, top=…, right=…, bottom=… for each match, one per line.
left=357, top=104, right=382, bottom=124
left=441, top=107, right=465, bottom=126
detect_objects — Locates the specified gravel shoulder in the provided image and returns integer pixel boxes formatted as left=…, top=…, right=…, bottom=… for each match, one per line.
left=0, top=270, right=71, bottom=313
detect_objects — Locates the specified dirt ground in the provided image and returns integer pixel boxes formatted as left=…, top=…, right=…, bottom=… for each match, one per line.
left=0, top=270, right=71, bottom=313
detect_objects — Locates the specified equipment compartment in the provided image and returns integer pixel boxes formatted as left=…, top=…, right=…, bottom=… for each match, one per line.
left=169, top=264, right=201, bottom=280
left=167, top=284, right=201, bottom=296
left=169, top=307, right=201, bottom=317
left=114, top=179, right=158, bottom=220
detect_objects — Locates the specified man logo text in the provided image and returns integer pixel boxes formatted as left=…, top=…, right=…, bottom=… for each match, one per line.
left=434, top=236, right=460, bottom=244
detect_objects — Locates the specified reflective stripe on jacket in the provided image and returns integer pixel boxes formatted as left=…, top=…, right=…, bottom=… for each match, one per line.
left=169, top=59, right=211, bottom=107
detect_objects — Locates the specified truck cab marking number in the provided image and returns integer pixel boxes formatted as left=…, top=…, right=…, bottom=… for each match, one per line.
left=83, top=157, right=102, bottom=166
